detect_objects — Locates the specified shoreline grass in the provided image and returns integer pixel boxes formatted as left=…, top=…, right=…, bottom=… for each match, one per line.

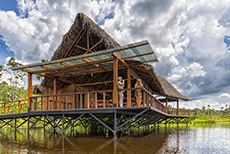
left=191, top=114, right=230, bottom=123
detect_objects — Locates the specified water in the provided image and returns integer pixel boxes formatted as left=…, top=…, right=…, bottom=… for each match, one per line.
left=0, top=123, right=229, bottom=154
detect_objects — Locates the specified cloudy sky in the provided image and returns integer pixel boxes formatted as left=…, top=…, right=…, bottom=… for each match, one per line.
left=0, top=0, right=230, bottom=109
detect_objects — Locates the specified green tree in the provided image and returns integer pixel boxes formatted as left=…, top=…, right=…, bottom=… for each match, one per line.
left=0, top=57, right=27, bottom=102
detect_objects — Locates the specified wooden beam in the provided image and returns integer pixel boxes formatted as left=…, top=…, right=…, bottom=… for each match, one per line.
left=74, top=44, right=88, bottom=51
left=64, top=28, right=84, bottom=58
left=28, top=73, right=32, bottom=108
left=75, top=78, right=135, bottom=86
left=42, top=65, right=72, bottom=75
left=112, top=52, right=130, bottom=68
left=127, top=67, right=131, bottom=107
left=177, top=99, right=179, bottom=115
left=83, top=58, right=100, bottom=68
left=60, top=62, right=88, bottom=73
left=12, top=42, right=149, bottom=71
left=89, top=39, right=103, bottom=51
left=23, top=68, right=73, bottom=84
left=87, top=28, right=89, bottom=50
left=113, top=58, right=118, bottom=106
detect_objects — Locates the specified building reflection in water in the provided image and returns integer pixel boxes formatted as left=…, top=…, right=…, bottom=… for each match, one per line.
left=0, top=125, right=187, bottom=154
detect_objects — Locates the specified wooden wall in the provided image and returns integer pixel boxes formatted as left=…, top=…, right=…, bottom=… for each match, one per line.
left=42, top=84, right=91, bottom=110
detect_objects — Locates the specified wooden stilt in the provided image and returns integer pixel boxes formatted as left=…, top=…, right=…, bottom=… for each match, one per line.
left=28, top=73, right=32, bottom=109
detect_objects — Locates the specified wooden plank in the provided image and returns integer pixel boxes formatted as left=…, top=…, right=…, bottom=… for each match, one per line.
left=95, top=92, right=98, bottom=108
left=103, top=92, right=106, bottom=108
left=19, top=101, right=22, bottom=113
left=87, top=29, right=89, bottom=50
left=75, top=44, right=88, bottom=51
left=80, top=94, right=83, bottom=109
left=87, top=93, right=90, bottom=109
left=23, top=68, right=73, bottom=84
left=75, top=78, right=135, bottom=86
left=83, top=58, right=100, bottom=68
left=42, top=65, right=71, bottom=75
left=64, top=28, right=84, bottom=58
left=112, top=52, right=130, bottom=68
left=13, top=42, right=148, bottom=71
left=89, top=39, right=103, bottom=51
left=137, top=89, right=140, bottom=107
left=113, top=58, right=118, bottom=107
left=28, top=73, right=32, bottom=108
left=61, top=62, right=88, bottom=73
left=127, top=67, right=131, bottom=107
left=54, top=78, right=57, bottom=95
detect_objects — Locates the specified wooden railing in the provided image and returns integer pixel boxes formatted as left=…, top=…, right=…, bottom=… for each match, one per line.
left=0, top=88, right=196, bottom=117
left=29, top=88, right=167, bottom=113
left=30, top=89, right=114, bottom=111
left=0, top=99, right=28, bottom=115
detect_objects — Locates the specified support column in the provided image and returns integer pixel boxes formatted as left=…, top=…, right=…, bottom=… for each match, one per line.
left=113, top=57, right=118, bottom=107
left=127, top=67, right=131, bottom=107
left=166, top=97, right=168, bottom=114
left=177, top=99, right=179, bottom=115
left=28, top=73, right=33, bottom=109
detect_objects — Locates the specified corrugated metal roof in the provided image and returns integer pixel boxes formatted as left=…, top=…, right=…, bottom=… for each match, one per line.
left=12, top=40, right=159, bottom=77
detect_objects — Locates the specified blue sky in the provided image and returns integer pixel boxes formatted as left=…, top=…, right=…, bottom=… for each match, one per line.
left=0, top=0, right=230, bottom=109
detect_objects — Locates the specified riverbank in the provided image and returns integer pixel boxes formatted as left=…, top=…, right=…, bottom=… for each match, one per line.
left=191, top=114, right=230, bottom=123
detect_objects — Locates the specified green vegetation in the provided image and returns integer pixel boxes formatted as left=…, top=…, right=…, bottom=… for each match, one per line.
left=0, top=58, right=28, bottom=114
left=0, top=57, right=27, bottom=102
left=191, top=105, right=230, bottom=123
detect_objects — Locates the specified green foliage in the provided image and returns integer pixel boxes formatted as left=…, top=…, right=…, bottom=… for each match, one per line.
left=0, top=57, right=27, bottom=103
left=191, top=104, right=230, bottom=123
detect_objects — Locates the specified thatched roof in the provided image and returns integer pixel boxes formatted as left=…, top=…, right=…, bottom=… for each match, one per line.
left=32, top=84, right=45, bottom=95
left=51, top=13, right=119, bottom=60
left=156, top=76, right=189, bottom=101
left=40, top=13, right=189, bottom=101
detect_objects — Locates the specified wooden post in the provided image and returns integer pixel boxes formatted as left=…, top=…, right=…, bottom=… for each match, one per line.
left=28, top=73, right=33, bottom=109
left=87, top=93, right=90, bottom=109
left=95, top=92, right=98, bottom=108
left=103, top=92, right=106, bottom=108
left=19, top=101, right=22, bottom=113
left=4, top=103, right=6, bottom=115
left=53, top=78, right=57, bottom=110
left=127, top=67, right=131, bottom=107
left=166, top=97, right=168, bottom=114
left=137, top=90, right=140, bottom=107
left=177, top=99, right=179, bottom=115
left=113, top=57, right=118, bottom=107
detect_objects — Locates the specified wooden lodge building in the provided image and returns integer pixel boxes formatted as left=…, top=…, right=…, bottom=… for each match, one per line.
left=12, top=13, right=189, bottom=115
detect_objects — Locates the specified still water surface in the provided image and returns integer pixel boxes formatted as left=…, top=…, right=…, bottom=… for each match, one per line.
left=0, top=123, right=229, bottom=154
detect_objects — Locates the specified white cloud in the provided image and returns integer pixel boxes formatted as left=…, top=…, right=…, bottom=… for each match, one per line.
left=0, top=0, right=114, bottom=63
left=219, top=93, right=230, bottom=99
left=180, top=99, right=224, bottom=110
left=0, top=0, right=230, bottom=109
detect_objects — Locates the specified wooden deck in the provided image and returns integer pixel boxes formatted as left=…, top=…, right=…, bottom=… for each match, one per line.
left=0, top=88, right=197, bottom=137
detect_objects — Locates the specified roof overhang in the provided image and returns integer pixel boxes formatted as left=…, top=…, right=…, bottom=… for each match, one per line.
left=12, top=40, right=159, bottom=84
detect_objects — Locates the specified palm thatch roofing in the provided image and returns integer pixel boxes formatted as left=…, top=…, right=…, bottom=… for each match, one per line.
left=17, top=13, right=189, bottom=101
